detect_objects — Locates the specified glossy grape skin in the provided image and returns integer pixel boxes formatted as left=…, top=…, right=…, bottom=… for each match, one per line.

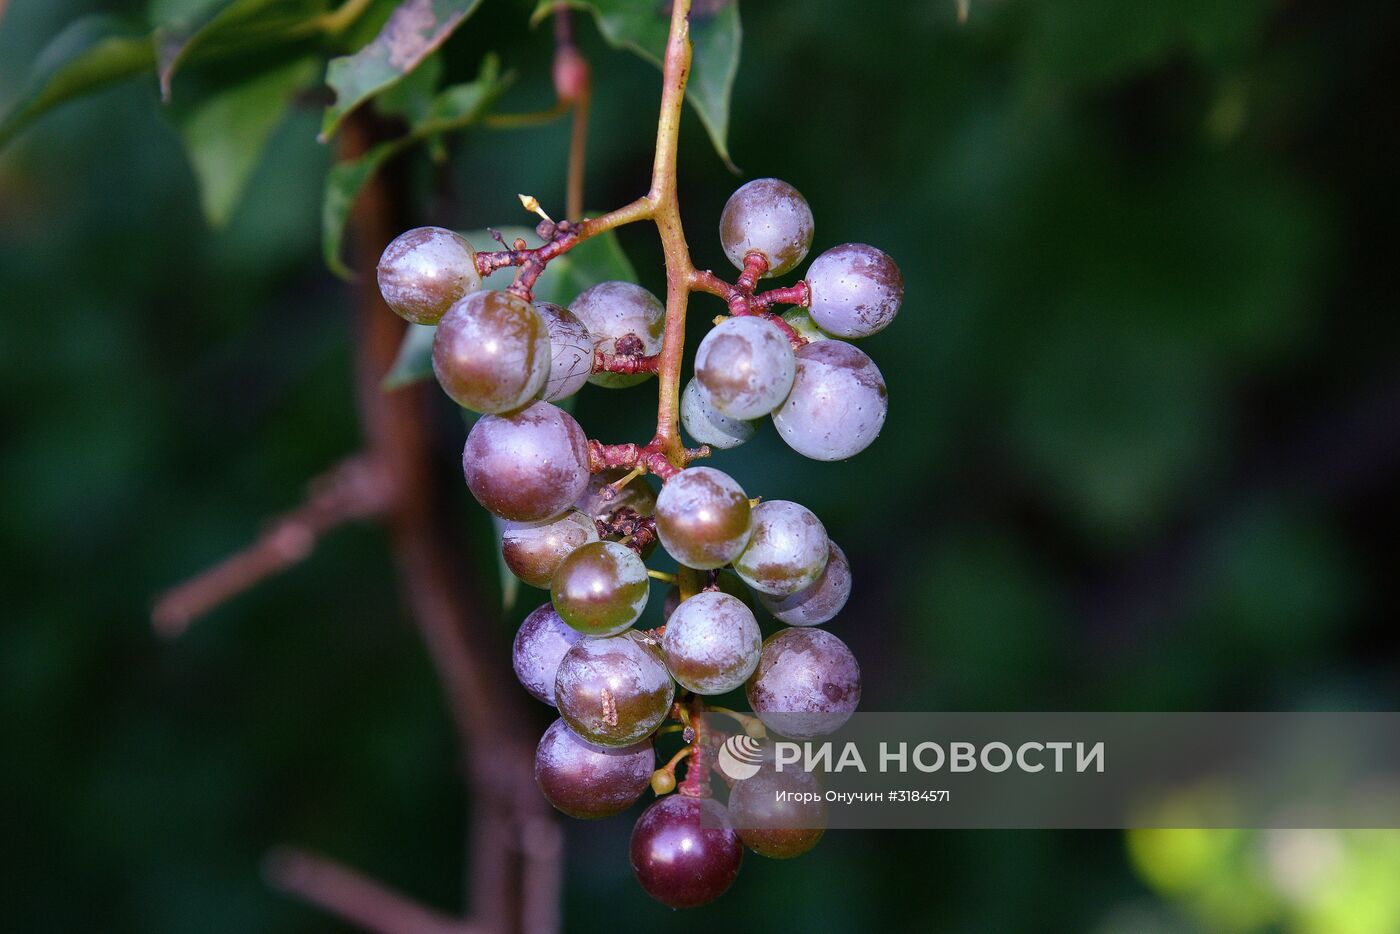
left=462, top=401, right=591, bottom=521
left=550, top=541, right=650, bottom=636
left=533, top=301, right=593, bottom=402
left=759, top=541, right=851, bottom=626
left=680, top=378, right=756, bottom=450
left=654, top=467, right=753, bottom=570
left=733, top=500, right=829, bottom=597
left=661, top=591, right=762, bottom=695
left=575, top=468, right=658, bottom=524
left=781, top=307, right=832, bottom=343
left=746, top=627, right=861, bottom=739
left=568, top=281, right=665, bottom=388
left=630, top=794, right=743, bottom=909
left=693, top=316, right=796, bottom=420
left=534, top=718, right=653, bottom=819
left=512, top=604, right=581, bottom=705
left=377, top=227, right=481, bottom=325
left=806, top=243, right=904, bottom=338
left=719, top=178, right=814, bottom=277
left=772, top=340, right=887, bottom=461
left=502, top=510, right=598, bottom=589
left=663, top=567, right=754, bottom=621
left=727, top=763, right=827, bottom=859
left=431, top=290, right=549, bottom=413
left=555, top=631, right=675, bottom=747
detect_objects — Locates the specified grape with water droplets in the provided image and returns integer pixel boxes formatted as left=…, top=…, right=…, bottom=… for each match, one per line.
left=759, top=541, right=851, bottom=626
left=661, top=591, right=762, bottom=695
left=630, top=794, right=743, bottom=909
left=512, top=604, right=581, bottom=706
left=555, top=631, right=675, bottom=747
left=534, top=301, right=593, bottom=402
left=502, top=510, right=598, bottom=589
left=377, top=226, right=481, bottom=325
left=569, top=281, right=665, bottom=388
left=535, top=718, right=653, bottom=820
left=719, top=178, right=814, bottom=277
left=462, top=401, right=590, bottom=521
left=680, top=377, right=756, bottom=450
left=734, top=500, right=829, bottom=597
left=806, top=243, right=903, bottom=338
left=550, top=540, right=649, bottom=636
left=654, top=466, right=753, bottom=570
left=772, top=340, right=887, bottom=461
left=432, top=290, right=550, bottom=413
left=746, top=627, right=860, bottom=739
left=727, top=761, right=826, bottom=859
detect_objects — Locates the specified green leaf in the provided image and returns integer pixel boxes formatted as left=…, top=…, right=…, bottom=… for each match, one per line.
left=382, top=225, right=637, bottom=390
left=176, top=56, right=321, bottom=226
left=0, top=17, right=156, bottom=150
left=323, top=58, right=508, bottom=277
left=536, top=0, right=741, bottom=168
left=153, top=0, right=331, bottom=101
left=319, top=0, right=484, bottom=142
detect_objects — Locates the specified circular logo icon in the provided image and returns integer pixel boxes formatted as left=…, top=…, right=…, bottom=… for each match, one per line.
left=717, top=734, right=765, bottom=781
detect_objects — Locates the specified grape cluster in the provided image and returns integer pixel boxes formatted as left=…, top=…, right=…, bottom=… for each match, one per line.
left=378, top=177, right=902, bottom=908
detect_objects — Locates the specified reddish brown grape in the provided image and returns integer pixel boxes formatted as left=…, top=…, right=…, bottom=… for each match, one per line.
left=745, top=627, right=860, bottom=738
left=727, top=763, right=826, bottom=859
left=759, top=541, right=851, bottom=626
left=630, top=794, right=743, bottom=908
left=502, top=510, right=598, bottom=589
left=512, top=604, right=581, bottom=706
left=377, top=226, right=481, bottom=324
left=550, top=540, right=649, bottom=636
left=654, top=467, right=753, bottom=570
left=462, top=401, right=590, bottom=521
left=432, top=290, right=550, bottom=413
left=534, top=718, right=653, bottom=820
left=555, top=631, right=675, bottom=747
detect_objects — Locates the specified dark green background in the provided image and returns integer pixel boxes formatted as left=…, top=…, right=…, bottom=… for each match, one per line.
left=3, top=0, right=1398, bottom=931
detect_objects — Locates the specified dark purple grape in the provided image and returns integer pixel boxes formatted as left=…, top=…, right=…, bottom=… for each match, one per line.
left=534, top=301, right=593, bottom=402
left=568, top=281, right=665, bottom=388
left=432, top=290, right=550, bottom=413
left=661, top=591, right=762, bottom=695
left=630, top=794, right=743, bottom=908
left=654, top=467, right=753, bottom=570
left=759, top=541, right=851, bottom=626
left=512, top=603, right=581, bottom=706
left=771, top=340, right=887, bottom=462
left=502, top=510, right=598, bottom=589
left=555, top=631, right=675, bottom=746
left=746, top=627, right=860, bottom=739
left=733, top=500, right=829, bottom=597
left=574, top=468, right=658, bottom=524
left=727, top=763, right=826, bottom=859
left=719, top=178, right=814, bottom=277
left=550, top=540, right=649, bottom=636
left=377, top=226, right=481, bottom=325
left=693, top=316, right=796, bottom=420
left=806, top=243, right=903, bottom=338
left=462, top=401, right=590, bottom=521
left=534, top=718, right=653, bottom=819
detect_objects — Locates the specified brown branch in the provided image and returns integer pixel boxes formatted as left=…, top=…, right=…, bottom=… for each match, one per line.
left=150, top=454, right=391, bottom=637
left=265, top=848, right=479, bottom=934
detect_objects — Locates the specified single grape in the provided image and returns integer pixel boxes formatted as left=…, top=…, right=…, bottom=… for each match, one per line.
left=432, top=290, right=550, bottom=413
left=661, top=591, right=762, bottom=695
left=759, top=541, right=851, bottom=626
left=550, top=540, right=650, bottom=636
left=533, top=301, right=594, bottom=402
left=680, top=378, right=756, bottom=450
left=733, top=500, right=829, bottom=597
left=781, top=307, right=832, bottom=343
left=654, top=467, right=753, bottom=570
left=462, top=401, right=590, bottom=521
left=771, top=340, right=887, bottom=461
left=746, top=627, right=860, bottom=739
left=661, top=569, right=753, bottom=622
left=568, top=281, right=665, bottom=388
left=806, top=243, right=904, bottom=338
left=377, top=226, right=481, bottom=325
left=630, top=794, right=742, bottom=909
left=502, top=510, right=598, bottom=589
left=727, top=762, right=826, bottom=859
left=534, top=718, right=653, bottom=820
left=512, top=604, right=581, bottom=705
left=575, top=468, right=658, bottom=525
left=555, top=631, right=675, bottom=747
left=718, top=178, right=814, bottom=277
left=693, top=316, right=797, bottom=420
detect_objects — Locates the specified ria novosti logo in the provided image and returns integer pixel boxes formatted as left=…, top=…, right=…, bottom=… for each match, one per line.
left=716, top=734, right=765, bottom=781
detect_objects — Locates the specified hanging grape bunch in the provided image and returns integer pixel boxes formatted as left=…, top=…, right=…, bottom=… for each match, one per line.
left=375, top=6, right=900, bottom=911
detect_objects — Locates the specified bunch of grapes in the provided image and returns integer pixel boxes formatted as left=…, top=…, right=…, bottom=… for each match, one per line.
left=378, top=177, right=901, bottom=908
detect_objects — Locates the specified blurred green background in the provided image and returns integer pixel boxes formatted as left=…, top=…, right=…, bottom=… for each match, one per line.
left=3, top=0, right=1399, bottom=931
